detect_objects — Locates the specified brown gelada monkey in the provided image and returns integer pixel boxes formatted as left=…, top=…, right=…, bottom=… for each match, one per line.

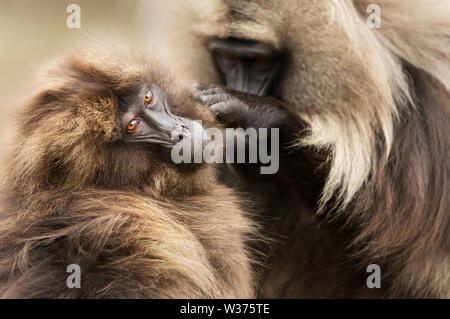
left=0, top=46, right=259, bottom=298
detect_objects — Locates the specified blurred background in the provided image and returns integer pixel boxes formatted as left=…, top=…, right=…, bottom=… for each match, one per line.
left=0, top=0, right=159, bottom=147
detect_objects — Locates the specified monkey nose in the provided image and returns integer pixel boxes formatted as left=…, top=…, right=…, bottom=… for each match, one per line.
left=170, top=124, right=189, bottom=142
left=170, top=121, right=205, bottom=147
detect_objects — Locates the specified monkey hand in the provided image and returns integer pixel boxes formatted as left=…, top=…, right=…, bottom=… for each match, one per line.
left=194, top=84, right=324, bottom=190
left=194, top=84, right=301, bottom=134
left=193, top=84, right=251, bottom=128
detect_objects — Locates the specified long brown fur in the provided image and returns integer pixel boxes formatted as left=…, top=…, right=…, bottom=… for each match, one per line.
left=0, top=46, right=255, bottom=298
left=149, top=0, right=450, bottom=297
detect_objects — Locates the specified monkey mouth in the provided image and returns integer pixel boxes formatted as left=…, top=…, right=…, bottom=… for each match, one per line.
left=128, top=114, right=208, bottom=154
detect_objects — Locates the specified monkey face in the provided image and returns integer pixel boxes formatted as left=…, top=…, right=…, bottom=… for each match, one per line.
left=114, top=81, right=217, bottom=178
left=119, top=83, right=201, bottom=149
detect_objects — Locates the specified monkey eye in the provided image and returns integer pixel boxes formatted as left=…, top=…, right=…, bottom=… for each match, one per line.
left=126, top=119, right=141, bottom=134
left=220, top=53, right=238, bottom=67
left=251, top=56, right=272, bottom=71
left=144, top=90, right=153, bottom=105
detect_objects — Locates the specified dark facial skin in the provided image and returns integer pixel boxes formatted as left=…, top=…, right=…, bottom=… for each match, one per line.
left=119, top=83, right=195, bottom=148
left=208, top=38, right=286, bottom=97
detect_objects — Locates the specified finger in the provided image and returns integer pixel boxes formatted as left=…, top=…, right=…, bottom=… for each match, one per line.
left=198, top=93, right=230, bottom=104
left=209, top=101, right=237, bottom=115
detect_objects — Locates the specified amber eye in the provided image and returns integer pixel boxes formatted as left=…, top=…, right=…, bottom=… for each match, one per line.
left=254, top=57, right=270, bottom=66
left=222, top=53, right=233, bottom=60
left=251, top=56, right=272, bottom=70
left=144, top=90, right=153, bottom=104
left=126, top=119, right=141, bottom=133
left=221, top=53, right=237, bottom=66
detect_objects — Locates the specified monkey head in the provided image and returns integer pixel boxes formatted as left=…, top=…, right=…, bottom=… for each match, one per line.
left=9, top=47, right=217, bottom=197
